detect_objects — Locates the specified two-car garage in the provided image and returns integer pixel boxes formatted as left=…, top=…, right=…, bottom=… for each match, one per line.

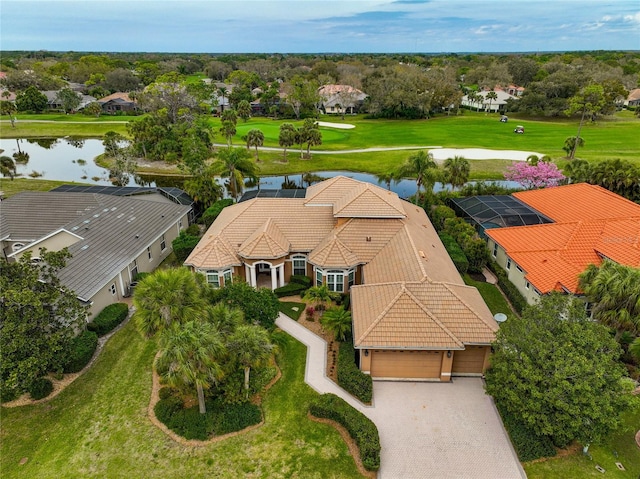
left=368, top=346, right=489, bottom=380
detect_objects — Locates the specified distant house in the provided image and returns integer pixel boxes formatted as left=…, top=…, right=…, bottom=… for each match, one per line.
left=1, top=189, right=192, bottom=318
left=186, top=176, right=497, bottom=381
left=98, top=92, right=137, bottom=114
left=625, top=88, right=640, bottom=108
left=40, top=90, right=95, bottom=112
left=318, top=84, right=367, bottom=115
left=485, top=183, right=640, bottom=304
left=462, top=88, right=519, bottom=113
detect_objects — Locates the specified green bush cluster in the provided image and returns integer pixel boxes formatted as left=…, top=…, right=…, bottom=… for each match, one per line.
left=63, top=330, right=98, bottom=373
left=487, top=260, right=528, bottom=313
left=309, top=393, right=380, bottom=471
left=29, top=377, right=53, bottom=400
left=172, top=231, right=201, bottom=262
left=185, top=223, right=200, bottom=236
left=442, top=217, right=489, bottom=273
left=154, top=395, right=262, bottom=440
left=495, top=403, right=556, bottom=462
left=87, top=303, right=129, bottom=336
left=274, top=282, right=307, bottom=298
left=202, top=199, right=234, bottom=227
left=438, top=233, right=469, bottom=274
left=337, top=341, right=372, bottom=404
left=289, top=275, right=312, bottom=288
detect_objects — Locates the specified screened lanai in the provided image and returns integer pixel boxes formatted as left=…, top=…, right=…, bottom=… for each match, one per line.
left=449, top=195, right=553, bottom=236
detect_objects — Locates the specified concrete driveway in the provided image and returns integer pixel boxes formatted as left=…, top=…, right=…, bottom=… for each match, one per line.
left=275, top=314, right=526, bottom=479
left=365, top=380, right=526, bottom=479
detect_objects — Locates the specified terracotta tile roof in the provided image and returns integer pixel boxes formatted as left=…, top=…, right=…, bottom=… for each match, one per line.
left=333, top=182, right=406, bottom=218
left=238, top=218, right=290, bottom=259
left=97, top=92, right=135, bottom=103
left=352, top=282, right=496, bottom=349
left=304, top=176, right=366, bottom=205
left=308, top=234, right=360, bottom=268
left=184, top=235, right=241, bottom=269
left=318, top=84, right=365, bottom=97
left=627, top=88, right=640, bottom=102
left=513, top=183, right=640, bottom=222
left=487, top=184, right=640, bottom=293
left=333, top=218, right=405, bottom=262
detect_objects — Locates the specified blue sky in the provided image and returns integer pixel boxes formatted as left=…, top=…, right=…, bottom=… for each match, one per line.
left=1, top=0, right=639, bottom=53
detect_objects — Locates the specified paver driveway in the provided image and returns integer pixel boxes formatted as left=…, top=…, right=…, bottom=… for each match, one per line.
left=276, top=314, right=526, bottom=479
left=366, top=380, right=526, bottom=479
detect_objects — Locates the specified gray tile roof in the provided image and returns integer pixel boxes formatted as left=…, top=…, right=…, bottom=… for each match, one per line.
left=2, top=192, right=191, bottom=301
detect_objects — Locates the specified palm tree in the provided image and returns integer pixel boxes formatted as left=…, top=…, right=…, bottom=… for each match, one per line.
left=205, top=303, right=244, bottom=339
left=376, top=172, right=396, bottom=190
left=629, top=337, right=640, bottom=363
left=278, top=123, right=296, bottom=163
left=563, top=158, right=591, bottom=183
left=396, top=150, right=439, bottom=204
left=155, top=321, right=225, bottom=414
left=0, top=155, right=17, bottom=180
left=217, top=86, right=228, bottom=113
left=212, top=147, right=259, bottom=200
left=228, top=324, right=273, bottom=399
left=563, top=136, right=585, bottom=158
left=303, top=285, right=339, bottom=309
left=133, top=268, right=207, bottom=338
left=485, top=91, right=498, bottom=114
left=320, top=307, right=352, bottom=342
left=443, top=155, right=470, bottom=190
left=245, top=128, right=264, bottom=162
left=220, top=120, right=237, bottom=147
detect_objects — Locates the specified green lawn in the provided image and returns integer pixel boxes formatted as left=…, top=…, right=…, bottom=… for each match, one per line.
left=525, top=397, right=640, bottom=479
left=463, top=274, right=516, bottom=320
left=279, top=301, right=306, bottom=321
left=0, top=178, right=92, bottom=198
left=0, top=321, right=364, bottom=478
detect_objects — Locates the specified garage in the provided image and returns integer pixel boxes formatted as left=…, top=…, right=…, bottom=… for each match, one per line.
left=452, top=346, right=488, bottom=376
left=371, top=350, right=443, bottom=379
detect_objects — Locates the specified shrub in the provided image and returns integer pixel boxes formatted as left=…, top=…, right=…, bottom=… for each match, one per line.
left=289, top=275, right=312, bottom=288
left=487, top=260, right=528, bottom=313
left=438, top=233, right=469, bottom=274
left=87, top=303, right=129, bottom=336
left=210, top=399, right=262, bottom=435
left=29, top=377, right=54, bottom=400
left=274, top=282, right=307, bottom=298
left=430, top=205, right=457, bottom=232
left=134, top=272, right=149, bottom=282
left=337, top=340, right=372, bottom=403
left=63, top=330, right=98, bottom=373
left=202, top=199, right=234, bottom=227
left=158, top=387, right=174, bottom=400
left=213, top=281, right=280, bottom=330
left=0, top=382, right=19, bottom=403
left=460, top=237, right=489, bottom=274
left=309, top=394, right=380, bottom=471
left=185, top=223, right=200, bottom=236
left=495, top=402, right=556, bottom=462
left=172, top=231, right=200, bottom=262
left=305, top=306, right=315, bottom=321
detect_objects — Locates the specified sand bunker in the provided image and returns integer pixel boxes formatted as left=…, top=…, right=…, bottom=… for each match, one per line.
left=317, top=121, right=356, bottom=130
left=429, top=148, right=544, bottom=162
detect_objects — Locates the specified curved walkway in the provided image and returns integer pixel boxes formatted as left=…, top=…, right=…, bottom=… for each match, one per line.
left=276, top=313, right=527, bottom=479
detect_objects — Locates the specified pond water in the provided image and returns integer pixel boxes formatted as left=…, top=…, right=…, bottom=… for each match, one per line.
left=0, top=138, right=519, bottom=198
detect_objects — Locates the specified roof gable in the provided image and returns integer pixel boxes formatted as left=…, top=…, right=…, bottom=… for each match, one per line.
left=333, top=182, right=406, bottom=218
left=238, top=218, right=290, bottom=259
left=309, top=234, right=360, bottom=268
left=184, top=236, right=241, bottom=269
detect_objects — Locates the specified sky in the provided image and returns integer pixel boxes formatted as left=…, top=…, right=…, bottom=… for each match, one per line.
left=1, top=0, right=639, bottom=54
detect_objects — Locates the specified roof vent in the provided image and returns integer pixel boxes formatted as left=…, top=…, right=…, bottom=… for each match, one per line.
left=135, top=234, right=139, bottom=239
left=419, top=250, right=426, bottom=258
left=366, top=236, right=372, bottom=242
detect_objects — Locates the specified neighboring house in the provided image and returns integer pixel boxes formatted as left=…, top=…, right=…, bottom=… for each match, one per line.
left=625, top=88, right=640, bottom=108
left=462, top=88, right=519, bottom=113
left=485, top=183, right=640, bottom=304
left=211, top=82, right=233, bottom=113
left=97, top=92, right=137, bottom=114
left=318, top=84, right=367, bottom=115
left=40, top=90, right=96, bottom=112
left=504, top=85, right=525, bottom=97
left=186, top=176, right=497, bottom=381
left=1, top=189, right=192, bottom=318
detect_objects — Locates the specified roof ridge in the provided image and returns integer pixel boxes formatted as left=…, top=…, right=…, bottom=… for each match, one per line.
left=440, top=282, right=499, bottom=332
left=401, top=223, right=428, bottom=279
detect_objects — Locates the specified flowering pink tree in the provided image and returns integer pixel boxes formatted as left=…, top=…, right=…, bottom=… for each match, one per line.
left=504, top=161, right=566, bottom=189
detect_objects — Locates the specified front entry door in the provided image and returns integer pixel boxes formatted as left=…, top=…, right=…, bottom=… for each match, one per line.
left=257, top=263, right=271, bottom=274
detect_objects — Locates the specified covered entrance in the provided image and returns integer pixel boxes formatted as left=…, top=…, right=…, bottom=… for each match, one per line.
left=370, top=350, right=443, bottom=379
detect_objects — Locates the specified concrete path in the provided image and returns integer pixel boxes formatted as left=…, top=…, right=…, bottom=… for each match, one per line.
left=276, top=313, right=527, bottom=479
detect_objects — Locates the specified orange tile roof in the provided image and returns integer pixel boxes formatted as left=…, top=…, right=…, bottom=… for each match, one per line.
left=238, top=218, right=290, bottom=259
left=184, top=236, right=241, bottom=269
left=308, top=234, right=360, bottom=268
left=333, top=182, right=406, bottom=218
left=488, top=184, right=640, bottom=294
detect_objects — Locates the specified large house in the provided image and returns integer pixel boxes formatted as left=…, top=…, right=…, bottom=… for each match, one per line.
left=97, top=92, right=137, bottom=114
left=186, top=176, right=497, bottom=381
left=485, top=183, right=640, bottom=304
left=318, top=84, right=367, bottom=115
left=1, top=189, right=192, bottom=317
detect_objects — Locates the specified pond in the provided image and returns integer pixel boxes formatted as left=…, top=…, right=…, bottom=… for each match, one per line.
left=0, top=138, right=519, bottom=198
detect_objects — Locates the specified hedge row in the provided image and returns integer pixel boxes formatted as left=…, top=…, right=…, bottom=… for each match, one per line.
left=63, top=330, right=98, bottom=373
left=495, top=402, right=556, bottom=462
left=438, top=233, right=469, bottom=274
left=154, top=395, right=262, bottom=440
left=290, top=275, right=312, bottom=288
left=337, top=341, right=372, bottom=404
left=274, top=282, right=308, bottom=298
left=487, top=260, right=528, bottom=314
left=309, top=393, right=380, bottom=471
left=88, top=303, right=129, bottom=336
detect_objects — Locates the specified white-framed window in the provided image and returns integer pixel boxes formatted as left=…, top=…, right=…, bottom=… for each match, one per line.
left=506, top=259, right=511, bottom=270
left=348, top=269, right=355, bottom=288
left=206, top=270, right=220, bottom=288
left=110, top=283, right=117, bottom=295
left=179, top=220, right=183, bottom=230
left=316, top=268, right=323, bottom=287
left=516, top=265, right=523, bottom=273
left=327, top=270, right=344, bottom=293
left=492, top=244, right=498, bottom=258
left=147, top=246, right=152, bottom=261
left=533, top=288, right=541, bottom=296
left=12, top=243, right=24, bottom=252
left=223, top=269, right=232, bottom=285
left=525, top=281, right=530, bottom=290
left=160, top=234, right=166, bottom=251
left=292, top=255, right=307, bottom=276
left=130, top=259, right=138, bottom=280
